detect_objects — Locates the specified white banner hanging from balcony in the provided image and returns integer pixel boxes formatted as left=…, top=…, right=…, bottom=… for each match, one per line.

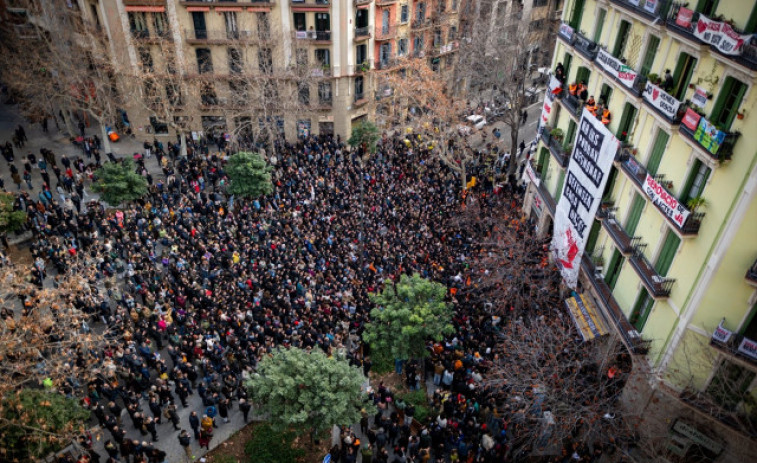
left=738, top=337, right=757, bottom=361
left=643, top=174, right=691, bottom=229
left=552, top=108, right=619, bottom=289
left=691, top=86, right=708, bottom=108
left=693, top=15, right=752, bottom=56
left=712, top=319, right=733, bottom=344
left=595, top=49, right=638, bottom=90
left=643, top=82, right=681, bottom=120
left=537, top=79, right=559, bottom=137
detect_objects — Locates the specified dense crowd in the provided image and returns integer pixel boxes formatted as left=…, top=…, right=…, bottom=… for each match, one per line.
left=1, top=129, right=616, bottom=463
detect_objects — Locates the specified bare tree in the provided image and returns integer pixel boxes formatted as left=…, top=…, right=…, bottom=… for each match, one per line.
left=0, top=0, right=124, bottom=152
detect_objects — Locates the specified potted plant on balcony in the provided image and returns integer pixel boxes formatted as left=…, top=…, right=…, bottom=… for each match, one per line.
left=549, top=127, right=564, bottom=143
left=646, top=72, right=661, bottom=86
left=563, top=143, right=573, bottom=155
left=686, top=196, right=707, bottom=213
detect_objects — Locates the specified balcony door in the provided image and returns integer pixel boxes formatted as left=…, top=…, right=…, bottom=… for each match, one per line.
left=315, top=13, right=330, bottom=32
left=382, top=9, right=390, bottom=34
left=605, top=249, right=624, bottom=290
left=192, top=11, right=206, bottom=39
left=671, top=52, right=697, bottom=101
left=630, top=289, right=654, bottom=332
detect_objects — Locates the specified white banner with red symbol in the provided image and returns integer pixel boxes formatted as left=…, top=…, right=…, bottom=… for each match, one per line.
left=693, top=15, right=752, bottom=56
left=738, top=337, right=757, bottom=361
left=712, top=319, right=733, bottom=344
left=643, top=82, right=681, bottom=120
left=596, top=48, right=638, bottom=90
left=552, top=108, right=619, bottom=288
left=643, top=174, right=691, bottom=229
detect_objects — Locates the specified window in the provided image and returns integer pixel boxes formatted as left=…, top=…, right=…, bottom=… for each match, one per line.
left=448, top=26, right=457, bottom=40
left=153, top=12, right=169, bottom=36
left=149, top=117, right=168, bottom=135
left=355, top=76, right=364, bottom=100
left=568, top=0, right=585, bottom=29
left=575, top=66, right=590, bottom=87
left=298, top=83, right=310, bottom=106
left=566, top=120, right=577, bottom=145
left=258, top=48, right=273, bottom=73
left=200, top=83, right=217, bottom=106
left=537, top=147, right=550, bottom=179
left=356, top=44, right=367, bottom=66
left=654, top=231, right=680, bottom=277
left=296, top=48, right=309, bottom=66
left=413, top=35, right=424, bottom=55
left=554, top=170, right=566, bottom=202
left=696, top=0, right=719, bottom=16
left=129, top=12, right=149, bottom=38
left=191, top=11, right=206, bottom=39
left=258, top=13, right=270, bottom=40
left=601, top=167, right=618, bottom=202
left=706, top=359, right=755, bottom=411
left=401, top=4, right=409, bottom=23
left=533, top=0, right=549, bottom=6
left=625, top=193, right=645, bottom=237
left=398, top=38, right=408, bottom=56
left=228, top=48, right=243, bottom=74
left=563, top=52, right=573, bottom=81
left=742, top=302, right=757, bottom=339
left=318, top=82, right=332, bottom=105
left=640, top=35, right=660, bottom=77
left=315, top=49, right=330, bottom=66
left=616, top=103, right=638, bottom=141
left=710, top=76, right=747, bottom=131
left=680, top=159, right=711, bottom=204
left=646, top=129, right=669, bottom=176
left=195, top=48, right=213, bottom=74
left=434, top=29, right=442, bottom=47
left=382, top=9, right=390, bottom=33
left=613, top=20, right=631, bottom=59
left=229, top=80, right=248, bottom=104
left=593, top=8, right=606, bottom=43
left=379, top=43, right=392, bottom=64
left=224, top=12, right=238, bottom=39
left=599, top=83, right=612, bottom=107
left=605, top=249, right=624, bottom=290
left=315, top=13, right=330, bottom=32
left=585, top=221, right=601, bottom=256
left=417, top=2, right=426, bottom=21
left=263, top=81, right=278, bottom=100
left=630, top=289, right=654, bottom=331
left=90, top=4, right=101, bottom=28
left=143, top=78, right=158, bottom=108
left=671, top=52, right=697, bottom=101
left=138, top=47, right=153, bottom=72
left=356, top=9, right=368, bottom=28
left=165, top=83, right=182, bottom=106
left=293, top=13, right=306, bottom=32
left=451, top=0, right=458, bottom=10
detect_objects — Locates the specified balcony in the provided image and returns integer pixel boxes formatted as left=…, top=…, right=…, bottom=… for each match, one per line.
left=534, top=173, right=556, bottom=216
left=710, top=320, right=757, bottom=368
left=375, top=25, right=396, bottom=41
left=596, top=206, right=638, bottom=256
left=580, top=255, right=649, bottom=354
left=376, top=0, right=397, bottom=4
left=355, top=26, right=371, bottom=40
left=375, top=57, right=399, bottom=70
left=609, top=0, right=672, bottom=23
left=746, top=259, right=757, bottom=286
left=292, top=30, right=331, bottom=42
left=412, top=17, right=432, bottom=30
left=678, top=110, right=741, bottom=162
left=184, top=29, right=264, bottom=44
left=617, top=149, right=704, bottom=236
left=679, top=389, right=757, bottom=439
left=354, top=0, right=372, bottom=5
left=667, top=4, right=757, bottom=71
left=560, top=91, right=582, bottom=119
left=629, top=243, right=675, bottom=298
left=595, top=47, right=647, bottom=97
left=354, top=92, right=366, bottom=105
left=641, top=81, right=684, bottom=125
left=573, top=31, right=599, bottom=61
left=540, top=126, right=570, bottom=168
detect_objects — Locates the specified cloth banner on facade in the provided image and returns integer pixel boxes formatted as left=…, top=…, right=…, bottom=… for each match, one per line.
left=596, top=49, right=638, bottom=90
left=738, top=337, right=757, bottom=361
left=552, top=108, right=619, bottom=288
left=643, top=82, right=681, bottom=119
left=643, top=174, right=691, bottom=229
left=524, top=161, right=541, bottom=187
left=559, top=23, right=574, bottom=42
left=712, top=319, right=733, bottom=344
left=643, top=0, right=659, bottom=14
left=693, top=15, right=752, bottom=56
left=691, top=86, right=708, bottom=108
left=682, top=108, right=701, bottom=131
left=675, top=7, right=694, bottom=28
left=565, top=293, right=609, bottom=342
left=537, top=78, right=559, bottom=136
left=693, top=116, right=727, bottom=155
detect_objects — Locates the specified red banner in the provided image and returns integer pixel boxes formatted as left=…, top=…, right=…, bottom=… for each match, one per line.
left=682, top=108, right=701, bottom=131
left=676, top=7, right=693, bottom=28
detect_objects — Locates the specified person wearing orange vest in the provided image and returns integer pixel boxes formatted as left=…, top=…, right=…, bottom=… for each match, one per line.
left=577, top=82, right=588, bottom=101
left=568, top=82, right=578, bottom=96
left=585, top=96, right=597, bottom=116
left=601, top=106, right=612, bottom=126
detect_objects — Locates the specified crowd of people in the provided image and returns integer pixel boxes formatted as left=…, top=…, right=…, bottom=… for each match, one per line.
left=2, top=126, right=617, bottom=463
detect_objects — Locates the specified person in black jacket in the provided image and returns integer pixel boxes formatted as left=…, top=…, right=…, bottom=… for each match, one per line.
left=239, top=398, right=251, bottom=423
left=178, top=430, right=192, bottom=460
left=189, top=411, right=201, bottom=439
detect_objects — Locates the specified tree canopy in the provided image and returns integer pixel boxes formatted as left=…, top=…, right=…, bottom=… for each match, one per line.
left=91, top=159, right=148, bottom=206
left=0, top=192, right=26, bottom=236
left=243, top=424, right=305, bottom=463
left=348, top=120, right=380, bottom=155
left=246, top=347, right=372, bottom=437
left=225, top=152, right=274, bottom=199
left=363, top=273, right=454, bottom=361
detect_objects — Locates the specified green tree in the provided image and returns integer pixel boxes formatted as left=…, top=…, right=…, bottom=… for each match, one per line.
left=348, top=120, right=380, bottom=155
left=91, top=159, right=148, bottom=206
left=0, top=389, right=90, bottom=461
left=226, top=152, right=273, bottom=199
left=363, top=273, right=454, bottom=362
left=244, top=424, right=305, bottom=463
left=0, top=192, right=26, bottom=247
left=246, top=348, right=372, bottom=439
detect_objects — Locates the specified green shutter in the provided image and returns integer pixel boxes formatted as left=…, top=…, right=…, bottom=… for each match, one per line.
left=563, top=53, right=573, bottom=81
left=696, top=0, right=720, bottom=16
left=602, top=166, right=618, bottom=202
left=616, top=103, right=637, bottom=141
left=605, top=249, right=624, bottom=290
left=625, top=194, right=645, bottom=236
left=585, top=220, right=601, bottom=255
left=594, top=9, right=606, bottom=43
left=566, top=120, right=577, bottom=145
left=575, top=67, right=590, bottom=86
left=654, top=231, right=681, bottom=277
left=554, top=169, right=566, bottom=202
left=569, top=0, right=586, bottom=29
left=672, top=54, right=697, bottom=101
left=537, top=147, right=550, bottom=179
left=631, top=289, right=654, bottom=331
left=680, top=159, right=711, bottom=203
left=613, top=21, right=631, bottom=58
left=711, top=77, right=747, bottom=131
left=746, top=3, right=757, bottom=33
left=646, top=129, right=669, bottom=176
left=640, top=36, right=660, bottom=76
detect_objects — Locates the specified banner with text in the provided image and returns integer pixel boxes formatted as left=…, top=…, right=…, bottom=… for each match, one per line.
left=691, top=86, right=708, bottom=108
left=712, top=319, right=733, bottom=344
left=643, top=174, right=691, bottom=229
left=552, top=108, right=619, bottom=288
left=643, top=82, right=681, bottom=120
left=694, top=116, right=727, bottom=155
left=537, top=76, right=560, bottom=137
left=596, top=48, right=638, bottom=90
left=693, top=15, right=752, bottom=56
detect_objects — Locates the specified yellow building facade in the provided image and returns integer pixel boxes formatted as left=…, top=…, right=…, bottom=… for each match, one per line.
left=523, top=0, right=757, bottom=459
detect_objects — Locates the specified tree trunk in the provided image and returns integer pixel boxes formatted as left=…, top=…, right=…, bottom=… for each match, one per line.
left=179, top=131, right=188, bottom=158
left=61, top=110, right=75, bottom=138
left=507, top=123, right=520, bottom=176
left=461, top=161, right=468, bottom=191
left=100, top=123, right=112, bottom=154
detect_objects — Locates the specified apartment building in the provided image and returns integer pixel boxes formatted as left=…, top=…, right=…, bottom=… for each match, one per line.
left=523, top=0, right=757, bottom=459
left=66, top=0, right=460, bottom=141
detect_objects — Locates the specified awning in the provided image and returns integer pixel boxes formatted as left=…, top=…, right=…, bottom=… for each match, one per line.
left=565, top=293, right=609, bottom=342
left=247, top=7, right=272, bottom=12
left=125, top=6, right=165, bottom=13
left=216, top=7, right=243, bottom=12
left=291, top=6, right=330, bottom=12
left=186, top=6, right=210, bottom=12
